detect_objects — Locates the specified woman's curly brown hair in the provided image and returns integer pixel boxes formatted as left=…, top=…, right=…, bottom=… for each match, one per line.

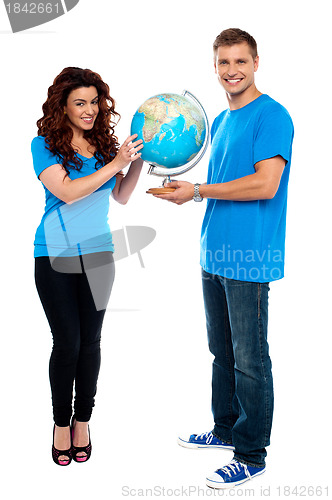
left=36, top=67, right=120, bottom=173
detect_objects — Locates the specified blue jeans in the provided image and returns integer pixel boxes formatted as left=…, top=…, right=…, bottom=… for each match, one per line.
left=201, top=269, right=273, bottom=468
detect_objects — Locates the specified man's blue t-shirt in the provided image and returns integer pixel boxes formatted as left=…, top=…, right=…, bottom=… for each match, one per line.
left=32, top=135, right=117, bottom=257
left=200, top=94, right=294, bottom=283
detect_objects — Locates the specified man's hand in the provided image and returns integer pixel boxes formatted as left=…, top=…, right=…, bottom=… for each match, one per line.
left=152, top=180, right=195, bottom=205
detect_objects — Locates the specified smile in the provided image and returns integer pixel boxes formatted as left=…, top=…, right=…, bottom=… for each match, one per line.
left=225, top=78, right=243, bottom=84
left=82, top=117, right=94, bottom=123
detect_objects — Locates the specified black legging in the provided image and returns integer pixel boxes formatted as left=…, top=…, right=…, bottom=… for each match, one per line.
left=35, top=252, right=115, bottom=427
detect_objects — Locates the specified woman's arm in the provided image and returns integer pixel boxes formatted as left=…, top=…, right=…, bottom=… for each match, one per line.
left=39, top=135, right=143, bottom=204
left=112, top=157, right=144, bottom=204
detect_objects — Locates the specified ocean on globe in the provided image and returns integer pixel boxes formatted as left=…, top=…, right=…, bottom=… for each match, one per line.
left=130, top=93, right=206, bottom=169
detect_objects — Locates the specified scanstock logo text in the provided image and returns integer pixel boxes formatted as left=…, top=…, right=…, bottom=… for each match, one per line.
left=4, top=0, right=79, bottom=33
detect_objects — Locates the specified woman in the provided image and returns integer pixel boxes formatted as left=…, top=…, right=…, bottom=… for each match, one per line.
left=32, top=67, right=143, bottom=466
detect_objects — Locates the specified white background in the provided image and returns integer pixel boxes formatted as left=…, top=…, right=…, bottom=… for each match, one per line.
left=0, top=0, right=331, bottom=498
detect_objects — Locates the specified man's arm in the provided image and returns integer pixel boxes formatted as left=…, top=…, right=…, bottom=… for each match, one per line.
left=153, top=155, right=286, bottom=205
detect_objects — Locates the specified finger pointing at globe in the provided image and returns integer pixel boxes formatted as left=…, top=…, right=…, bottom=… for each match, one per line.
left=115, top=134, right=143, bottom=170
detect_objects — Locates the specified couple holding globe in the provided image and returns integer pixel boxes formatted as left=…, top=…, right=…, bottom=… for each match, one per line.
left=32, top=28, right=293, bottom=489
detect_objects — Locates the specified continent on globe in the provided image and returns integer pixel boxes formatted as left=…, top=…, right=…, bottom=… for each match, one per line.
left=131, top=93, right=207, bottom=169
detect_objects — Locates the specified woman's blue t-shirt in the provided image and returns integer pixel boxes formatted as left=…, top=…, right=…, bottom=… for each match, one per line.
left=200, top=94, right=294, bottom=283
left=32, top=135, right=117, bottom=257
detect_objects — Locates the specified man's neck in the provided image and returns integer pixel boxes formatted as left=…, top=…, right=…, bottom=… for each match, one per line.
left=226, top=86, right=262, bottom=111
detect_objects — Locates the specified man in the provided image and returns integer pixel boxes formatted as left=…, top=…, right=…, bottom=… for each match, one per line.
left=154, top=28, right=294, bottom=488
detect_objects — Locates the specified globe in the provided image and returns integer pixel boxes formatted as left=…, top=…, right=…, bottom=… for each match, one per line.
left=131, top=93, right=207, bottom=169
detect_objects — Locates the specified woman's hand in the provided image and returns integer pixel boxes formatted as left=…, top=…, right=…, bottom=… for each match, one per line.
left=114, top=134, right=143, bottom=170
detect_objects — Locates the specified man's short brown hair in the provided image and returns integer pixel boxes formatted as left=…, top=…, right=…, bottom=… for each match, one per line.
left=213, top=28, right=258, bottom=59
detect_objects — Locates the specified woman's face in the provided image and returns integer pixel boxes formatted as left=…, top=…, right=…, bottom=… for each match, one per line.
left=64, top=86, right=99, bottom=134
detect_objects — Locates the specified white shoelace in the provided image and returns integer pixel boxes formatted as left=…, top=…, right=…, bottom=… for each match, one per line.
left=218, top=460, right=250, bottom=478
left=195, top=432, right=213, bottom=444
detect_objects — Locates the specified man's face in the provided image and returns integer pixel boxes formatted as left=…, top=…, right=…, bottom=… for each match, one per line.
left=214, top=42, right=259, bottom=97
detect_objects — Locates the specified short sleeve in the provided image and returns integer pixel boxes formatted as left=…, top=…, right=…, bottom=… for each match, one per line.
left=210, top=118, right=218, bottom=143
left=31, top=136, right=61, bottom=179
left=210, top=111, right=226, bottom=143
left=253, top=105, right=294, bottom=166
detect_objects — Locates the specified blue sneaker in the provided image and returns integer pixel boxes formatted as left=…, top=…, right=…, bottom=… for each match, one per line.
left=177, top=431, right=234, bottom=450
left=206, top=459, right=266, bottom=488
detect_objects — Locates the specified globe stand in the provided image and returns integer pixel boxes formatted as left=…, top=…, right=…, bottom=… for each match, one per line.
left=146, top=174, right=175, bottom=194
left=144, top=90, right=210, bottom=195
